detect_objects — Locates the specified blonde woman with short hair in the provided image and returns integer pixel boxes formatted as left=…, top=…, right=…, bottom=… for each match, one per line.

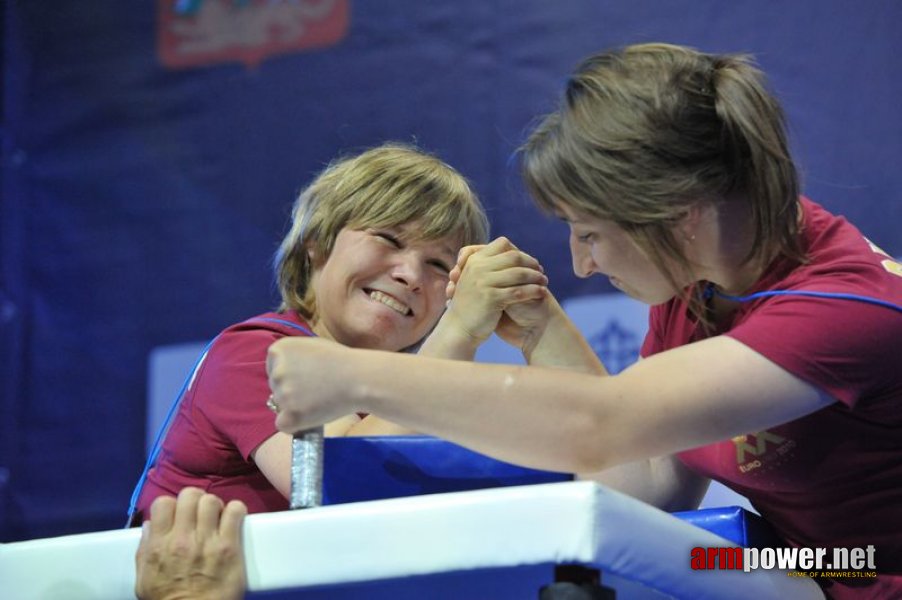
left=132, top=143, right=547, bottom=519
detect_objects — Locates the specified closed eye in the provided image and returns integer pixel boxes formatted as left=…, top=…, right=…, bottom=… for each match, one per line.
left=373, top=231, right=401, bottom=247
left=576, top=232, right=594, bottom=243
left=427, top=259, right=451, bottom=274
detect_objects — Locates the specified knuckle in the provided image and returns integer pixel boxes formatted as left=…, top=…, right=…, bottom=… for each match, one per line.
left=169, top=537, right=194, bottom=560
left=214, top=539, right=241, bottom=564
left=177, top=486, right=203, bottom=505
left=150, top=494, right=176, bottom=513
left=199, top=492, right=224, bottom=510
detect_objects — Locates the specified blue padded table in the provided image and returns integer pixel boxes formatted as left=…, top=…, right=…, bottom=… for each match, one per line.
left=0, top=437, right=822, bottom=599
left=323, top=436, right=778, bottom=549
left=322, top=435, right=572, bottom=504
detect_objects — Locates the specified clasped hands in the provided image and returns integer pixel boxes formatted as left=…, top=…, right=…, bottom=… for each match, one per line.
left=266, top=237, right=549, bottom=432
left=443, top=236, right=551, bottom=350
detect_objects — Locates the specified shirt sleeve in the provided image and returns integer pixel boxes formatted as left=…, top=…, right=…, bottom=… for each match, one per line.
left=191, top=328, right=283, bottom=460
left=725, top=289, right=900, bottom=409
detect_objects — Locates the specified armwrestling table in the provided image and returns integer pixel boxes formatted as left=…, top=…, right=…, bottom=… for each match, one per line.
left=0, top=437, right=823, bottom=599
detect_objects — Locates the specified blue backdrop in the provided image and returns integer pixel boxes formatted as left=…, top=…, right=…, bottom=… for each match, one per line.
left=1, top=0, right=899, bottom=541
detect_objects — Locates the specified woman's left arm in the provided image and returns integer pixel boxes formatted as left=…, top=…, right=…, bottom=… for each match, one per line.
left=251, top=414, right=369, bottom=498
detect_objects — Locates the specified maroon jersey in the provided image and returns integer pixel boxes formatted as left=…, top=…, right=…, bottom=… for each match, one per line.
left=642, top=198, right=902, bottom=598
left=137, top=311, right=313, bottom=517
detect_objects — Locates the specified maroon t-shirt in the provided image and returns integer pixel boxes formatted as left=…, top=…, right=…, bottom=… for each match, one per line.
left=136, top=311, right=313, bottom=516
left=641, top=198, right=901, bottom=597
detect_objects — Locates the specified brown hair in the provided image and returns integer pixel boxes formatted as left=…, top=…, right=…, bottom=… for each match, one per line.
left=274, top=143, right=489, bottom=317
left=522, top=43, right=805, bottom=320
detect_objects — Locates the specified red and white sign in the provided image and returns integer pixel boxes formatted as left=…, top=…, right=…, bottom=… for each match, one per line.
left=157, top=0, right=349, bottom=69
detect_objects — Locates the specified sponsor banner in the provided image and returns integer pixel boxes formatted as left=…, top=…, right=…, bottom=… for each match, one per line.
left=157, top=0, right=349, bottom=69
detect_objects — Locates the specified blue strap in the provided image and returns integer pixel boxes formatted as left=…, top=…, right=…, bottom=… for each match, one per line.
left=249, top=317, right=315, bottom=336
left=125, top=337, right=216, bottom=527
left=704, top=283, right=902, bottom=313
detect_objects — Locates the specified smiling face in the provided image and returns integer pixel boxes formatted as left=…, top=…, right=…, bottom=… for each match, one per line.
left=308, top=222, right=459, bottom=351
left=558, top=203, right=682, bottom=305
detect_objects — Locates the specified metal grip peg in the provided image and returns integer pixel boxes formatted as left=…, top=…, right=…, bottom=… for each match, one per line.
left=289, top=426, right=324, bottom=509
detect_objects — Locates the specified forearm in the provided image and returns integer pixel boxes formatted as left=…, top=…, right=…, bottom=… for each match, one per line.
left=354, top=351, right=622, bottom=473
left=344, top=415, right=418, bottom=436
left=340, top=314, right=484, bottom=436
left=521, top=297, right=607, bottom=375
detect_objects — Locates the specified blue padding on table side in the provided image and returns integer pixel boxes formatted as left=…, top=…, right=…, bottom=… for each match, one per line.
left=672, top=506, right=784, bottom=548
left=322, top=436, right=572, bottom=505
left=673, top=506, right=746, bottom=546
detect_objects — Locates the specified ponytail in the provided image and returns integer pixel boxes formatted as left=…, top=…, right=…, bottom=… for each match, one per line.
left=711, top=56, right=805, bottom=265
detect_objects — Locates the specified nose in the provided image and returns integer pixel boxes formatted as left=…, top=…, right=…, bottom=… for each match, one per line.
left=570, top=231, right=596, bottom=279
left=392, top=253, right=424, bottom=291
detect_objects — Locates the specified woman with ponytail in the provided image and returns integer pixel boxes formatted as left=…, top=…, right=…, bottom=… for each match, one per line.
left=268, top=45, right=901, bottom=598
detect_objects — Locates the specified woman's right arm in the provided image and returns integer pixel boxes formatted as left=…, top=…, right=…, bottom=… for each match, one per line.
left=504, top=294, right=607, bottom=374
left=267, top=333, right=834, bottom=476
left=501, top=297, right=710, bottom=509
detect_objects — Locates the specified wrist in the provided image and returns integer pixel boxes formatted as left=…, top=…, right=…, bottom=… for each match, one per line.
left=419, top=312, right=483, bottom=360
left=518, top=300, right=562, bottom=362
left=354, top=351, right=415, bottom=423
left=348, top=348, right=379, bottom=415
left=522, top=301, right=607, bottom=375
left=520, top=321, right=549, bottom=363
left=520, top=298, right=575, bottom=365
left=353, top=348, right=413, bottom=418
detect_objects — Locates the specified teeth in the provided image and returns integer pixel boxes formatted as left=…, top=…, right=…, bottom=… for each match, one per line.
left=369, top=290, right=411, bottom=316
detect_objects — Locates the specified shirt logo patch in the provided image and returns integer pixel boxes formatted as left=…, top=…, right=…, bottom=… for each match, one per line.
left=732, top=431, right=796, bottom=473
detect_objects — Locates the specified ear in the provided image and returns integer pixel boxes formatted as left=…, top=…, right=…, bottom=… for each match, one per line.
left=306, top=245, right=324, bottom=269
left=676, top=203, right=704, bottom=243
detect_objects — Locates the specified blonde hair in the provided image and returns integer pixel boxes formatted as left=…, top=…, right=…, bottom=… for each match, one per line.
left=522, top=43, right=805, bottom=320
left=275, top=143, right=489, bottom=317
